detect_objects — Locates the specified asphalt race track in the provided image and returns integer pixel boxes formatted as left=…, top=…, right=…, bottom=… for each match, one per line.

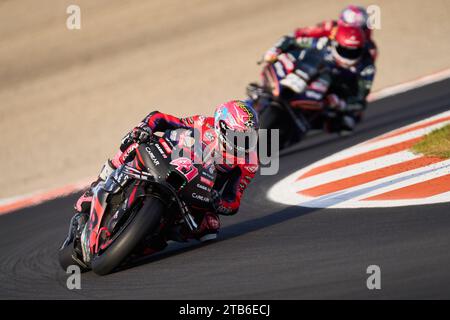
left=1, top=79, right=450, bottom=299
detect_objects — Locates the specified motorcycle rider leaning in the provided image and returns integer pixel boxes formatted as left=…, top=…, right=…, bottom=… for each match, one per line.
left=69, top=100, right=259, bottom=254
left=265, top=5, right=378, bottom=63
left=262, top=21, right=376, bottom=135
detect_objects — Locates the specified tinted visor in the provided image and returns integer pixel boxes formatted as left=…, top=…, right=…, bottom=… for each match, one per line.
left=219, top=120, right=258, bottom=154
left=336, top=45, right=363, bottom=60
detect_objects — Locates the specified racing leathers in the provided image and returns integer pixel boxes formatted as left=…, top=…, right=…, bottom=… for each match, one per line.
left=293, top=20, right=378, bottom=62
left=75, top=111, right=259, bottom=241
left=265, top=31, right=376, bottom=133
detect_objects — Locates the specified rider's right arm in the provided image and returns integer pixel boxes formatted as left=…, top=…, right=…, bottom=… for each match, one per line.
left=268, top=33, right=297, bottom=54
left=265, top=34, right=301, bottom=62
left=271, top=20, right=334, bottom=54
left=293, top=20, right=335, bottom=39
left=141, top=111, right=193, bottom=133
left=273, top=35, right=325, bottom=57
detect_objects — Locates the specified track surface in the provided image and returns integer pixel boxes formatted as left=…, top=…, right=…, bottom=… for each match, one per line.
left=1, top=79, right=450, bottom=299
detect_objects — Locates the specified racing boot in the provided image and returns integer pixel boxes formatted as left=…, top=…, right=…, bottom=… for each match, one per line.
left=74, top=159, right=116, bottom=214
left=195, top=212, right=220, bottom=242
left=167, top=212, right=220, bottom=243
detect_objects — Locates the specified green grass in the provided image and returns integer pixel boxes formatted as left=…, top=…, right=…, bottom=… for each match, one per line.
left=411, top=124, right=450, bottom=159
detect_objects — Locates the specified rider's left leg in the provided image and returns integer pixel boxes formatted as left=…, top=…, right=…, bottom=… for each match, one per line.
left=195, top=212, right=221, bottom=242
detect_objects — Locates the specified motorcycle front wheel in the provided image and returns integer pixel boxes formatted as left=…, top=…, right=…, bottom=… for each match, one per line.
left=90, top=196, right=164, bottom=276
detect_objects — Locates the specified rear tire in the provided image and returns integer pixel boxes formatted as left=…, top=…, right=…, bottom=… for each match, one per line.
left=91, top=197, right=164, bottom=276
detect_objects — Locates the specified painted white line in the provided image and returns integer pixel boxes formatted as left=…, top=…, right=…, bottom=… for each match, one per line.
left=306, top=160, right=450, bottom=208
left=294, top=151, right=419, bottom=190
left=268, top=110, right=450, bottom=208
left=346, top=160, right=450, bottom=203
left=270, top=158, right=450, bottom=208
left=428, top=190, right=450, bottom=202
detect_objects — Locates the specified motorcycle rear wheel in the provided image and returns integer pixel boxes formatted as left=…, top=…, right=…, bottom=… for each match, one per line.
left=259, top=103, right=293, bottom=151
left=91, top=196, right=164, bottom=276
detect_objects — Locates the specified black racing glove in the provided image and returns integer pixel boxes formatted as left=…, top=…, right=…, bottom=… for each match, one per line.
left=131, top=124, right=152, bottom=143
left=120, top=124, right=153, bottom=152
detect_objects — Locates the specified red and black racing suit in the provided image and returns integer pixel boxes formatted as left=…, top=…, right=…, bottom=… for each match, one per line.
left=111, top=111, right=259, bottom=235
left=266, top=22, right=377, bottom=132
left=293, top=20, right=378, bottom=62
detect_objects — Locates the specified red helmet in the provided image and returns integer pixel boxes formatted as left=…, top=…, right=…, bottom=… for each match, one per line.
left=214, top=100, right=259, bottom=158
left=339, top=5, right=368, bottom=28
left=332, top=25, right=366, bottom=68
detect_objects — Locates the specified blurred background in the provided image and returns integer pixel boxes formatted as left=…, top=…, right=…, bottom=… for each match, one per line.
left=1, top=0, right=449, bottom=199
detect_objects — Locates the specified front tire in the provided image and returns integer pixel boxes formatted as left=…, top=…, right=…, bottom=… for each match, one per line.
left=58, top=239, right=89, bottom=273
left=91, top=197, right=164, bottom=276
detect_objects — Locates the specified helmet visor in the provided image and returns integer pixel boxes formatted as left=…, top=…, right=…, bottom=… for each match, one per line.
left=336, top=45, right=363, bottom=61
left=219, top=120, right=259, bottom=155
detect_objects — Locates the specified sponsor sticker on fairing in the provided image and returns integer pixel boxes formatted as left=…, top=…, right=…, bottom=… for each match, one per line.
left=159, top=138, right=172, bottom=154
left=309, top=79, right=329, bottom=93
left=192, top=193, right=210, bottom=203
left=200, top=176, right=214, bottom=188
left=155, top=143, right=168, bottom=158
left=196, top=183, right=210, bottom=192
left=145, top=147, right=160, bottom=166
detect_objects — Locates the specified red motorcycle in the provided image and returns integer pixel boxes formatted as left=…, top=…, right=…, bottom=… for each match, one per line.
left=59, top=130, right=217, bottom=275
left=247, top=48, right=338, bottom=149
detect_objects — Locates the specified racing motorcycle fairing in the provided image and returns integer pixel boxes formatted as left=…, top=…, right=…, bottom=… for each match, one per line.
left=83, top=134, right=217, bottom=260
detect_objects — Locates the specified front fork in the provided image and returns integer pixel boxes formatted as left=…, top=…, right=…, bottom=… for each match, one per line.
left=79, top=162, right=200, bottom=263
left=80, top=165, right=133, bottom=263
